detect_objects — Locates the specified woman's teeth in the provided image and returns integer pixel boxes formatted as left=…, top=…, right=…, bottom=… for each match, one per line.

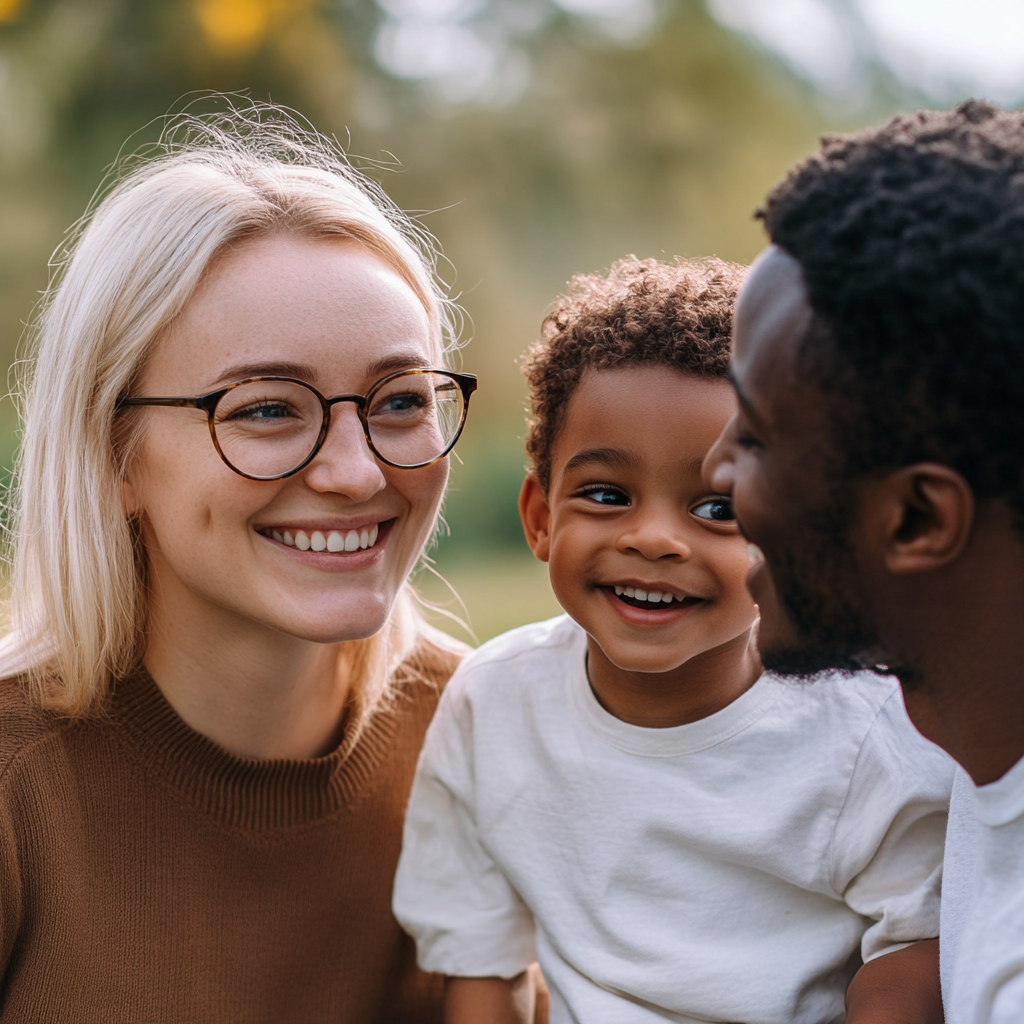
left=270, top=525, right=379, bottom=552
left=613, top=585, right=681, bottom=604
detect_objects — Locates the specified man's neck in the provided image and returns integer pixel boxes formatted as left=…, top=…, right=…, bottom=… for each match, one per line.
left=883, top=507, right=1024, bottom=786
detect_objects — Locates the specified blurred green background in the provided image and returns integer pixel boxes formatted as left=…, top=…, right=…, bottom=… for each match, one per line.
left=0, top=0, right=961, bottom=643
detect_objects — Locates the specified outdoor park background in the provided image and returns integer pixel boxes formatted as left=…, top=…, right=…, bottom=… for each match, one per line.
left=0, top=0, right=1021, bottom=644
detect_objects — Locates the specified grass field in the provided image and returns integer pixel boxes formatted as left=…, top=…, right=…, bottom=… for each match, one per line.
left=413, top=552, right=563, bottom=648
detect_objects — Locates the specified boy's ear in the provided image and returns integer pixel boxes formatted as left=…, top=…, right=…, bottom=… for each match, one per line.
left=519, top=473, right=552, bottom=563
left=860, top=463, right=974, bottom=575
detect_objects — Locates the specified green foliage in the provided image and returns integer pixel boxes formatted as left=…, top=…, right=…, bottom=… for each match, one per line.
left=0, top=0, right=841, bottom=570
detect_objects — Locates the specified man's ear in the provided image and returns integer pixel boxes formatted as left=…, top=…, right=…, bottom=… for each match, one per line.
left=863, top=463, right=975, bottom=575
left=518, top=473, right=551, bottom=563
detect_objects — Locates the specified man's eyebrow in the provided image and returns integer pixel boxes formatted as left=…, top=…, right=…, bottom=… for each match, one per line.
left=726, top=368, right=765, bottom=424
left=562, top=446, right=642, bottom=474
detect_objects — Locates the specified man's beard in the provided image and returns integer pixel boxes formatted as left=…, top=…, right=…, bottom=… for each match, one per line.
left=757, top=489, right=885, bottom=677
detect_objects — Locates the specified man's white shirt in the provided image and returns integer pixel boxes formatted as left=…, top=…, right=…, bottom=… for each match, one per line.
left=394, top=615, right=954, bottom=1024
left=942, top=757, right=1024, bottom=1022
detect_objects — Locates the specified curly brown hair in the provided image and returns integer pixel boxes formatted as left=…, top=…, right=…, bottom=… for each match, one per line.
left=523, top=255, right=746, bottom=491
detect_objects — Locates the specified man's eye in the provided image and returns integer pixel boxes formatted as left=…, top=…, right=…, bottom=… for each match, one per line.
left=692, top=497, right=735, bottom=522
left=579, top=485, right=630, bottom=506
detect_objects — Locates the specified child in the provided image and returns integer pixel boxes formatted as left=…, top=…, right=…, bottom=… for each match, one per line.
left=393, top=257, right=954, bottom=1023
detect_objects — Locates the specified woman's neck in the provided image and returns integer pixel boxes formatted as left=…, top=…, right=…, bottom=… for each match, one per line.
left=143, top=571, right=353, bottom=761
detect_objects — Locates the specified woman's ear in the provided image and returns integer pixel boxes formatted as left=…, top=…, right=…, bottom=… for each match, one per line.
left=865, top=464, right=975, bottom=575
left=518, top=473, right=552, bottom=562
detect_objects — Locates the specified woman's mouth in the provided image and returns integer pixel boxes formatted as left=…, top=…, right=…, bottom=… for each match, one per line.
left=259, top=522, right=382, bottom=553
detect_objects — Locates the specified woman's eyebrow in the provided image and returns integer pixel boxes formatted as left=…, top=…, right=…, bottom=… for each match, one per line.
left=211, top=360, right=318, bottom=387
left=209, top=352, right=430, bottom=390
left=562, top=446, right=642, bottom=474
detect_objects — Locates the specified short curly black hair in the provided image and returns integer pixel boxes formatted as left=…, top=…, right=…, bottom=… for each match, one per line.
left=523, top=255, right=744, bottom=491
left=762, top=99, right=1024, bottom=522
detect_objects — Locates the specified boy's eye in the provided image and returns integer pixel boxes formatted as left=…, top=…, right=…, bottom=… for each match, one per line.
left=578, top=484, right=630, bottom=506
left=691, top=497, right=735, bottom=522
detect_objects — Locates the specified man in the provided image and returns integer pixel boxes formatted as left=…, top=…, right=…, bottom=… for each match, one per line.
left=705, top=100, right=1024, bottom=1023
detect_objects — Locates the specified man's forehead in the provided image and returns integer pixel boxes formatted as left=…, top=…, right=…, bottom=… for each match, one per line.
left=733, top=246, right=813, bottom=369
left=731, top=246, right=816, bottom=405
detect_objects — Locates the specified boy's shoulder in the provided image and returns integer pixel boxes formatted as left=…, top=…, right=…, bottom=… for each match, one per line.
left=464, top=613, right=579, bottom=662
left=451, top=614, right=582, bottom=691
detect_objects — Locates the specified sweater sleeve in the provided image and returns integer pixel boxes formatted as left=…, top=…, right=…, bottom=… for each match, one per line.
left=830, top=688, right=955, bottom=962
left=0, top=770, right=22, bottom=977
left=392, top=671, right=536, bottom=980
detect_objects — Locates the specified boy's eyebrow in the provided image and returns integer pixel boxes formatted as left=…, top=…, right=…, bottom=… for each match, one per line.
left=562, top=446, right=642, bottom=475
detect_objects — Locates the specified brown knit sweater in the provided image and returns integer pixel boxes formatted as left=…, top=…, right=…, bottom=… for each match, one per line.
left=0, top=637, right=461, bottom=1023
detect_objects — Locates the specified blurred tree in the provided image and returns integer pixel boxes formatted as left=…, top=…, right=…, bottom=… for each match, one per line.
left=0, top=0, right=834, bottom=556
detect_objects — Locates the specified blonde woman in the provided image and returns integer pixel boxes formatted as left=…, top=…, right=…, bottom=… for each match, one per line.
left=0, top=111, right=475, bottom=1022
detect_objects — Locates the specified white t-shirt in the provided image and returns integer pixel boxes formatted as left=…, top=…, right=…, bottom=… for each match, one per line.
left=394, top=615, right=954, bottom=1024
left=941, top=757, right=1024, bottom=1022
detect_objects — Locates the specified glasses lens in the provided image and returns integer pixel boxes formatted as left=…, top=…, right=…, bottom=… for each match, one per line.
left=213, top=380, right=323, bottom=479
left=367, top=371, right=465, bottom=467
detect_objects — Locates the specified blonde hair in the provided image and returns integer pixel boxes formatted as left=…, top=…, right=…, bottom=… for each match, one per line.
left=0, top=104, right=462, bottom=717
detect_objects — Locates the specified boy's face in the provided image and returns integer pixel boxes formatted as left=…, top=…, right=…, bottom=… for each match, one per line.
left=521, top=365, right=757, bottom=675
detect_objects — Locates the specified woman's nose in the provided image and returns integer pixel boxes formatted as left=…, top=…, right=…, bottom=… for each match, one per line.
left=301, top=404, right=386, bottom=500
left=704, top=414, right=737, bottom=495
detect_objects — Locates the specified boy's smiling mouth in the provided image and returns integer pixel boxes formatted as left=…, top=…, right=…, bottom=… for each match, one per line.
left=603, top=584, right=704, bottom=612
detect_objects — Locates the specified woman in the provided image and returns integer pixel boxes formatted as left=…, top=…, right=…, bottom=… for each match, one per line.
left=0, top=110, right=474, bottom=1022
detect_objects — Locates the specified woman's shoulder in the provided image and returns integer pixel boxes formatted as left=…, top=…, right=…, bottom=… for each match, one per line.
left=393, top=624, right=470, bottom=694
left=0, top=675, right=73, bottom=781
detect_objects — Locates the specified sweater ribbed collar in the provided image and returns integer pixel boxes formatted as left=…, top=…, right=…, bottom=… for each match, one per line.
left=108, top=667, right=398, bottom=831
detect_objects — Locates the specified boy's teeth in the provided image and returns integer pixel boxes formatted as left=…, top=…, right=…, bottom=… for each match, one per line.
left=327, top=531, right=344, bottom=552
left=370, top=523, right=378, bottom=546
left=344, top=530, right=360, bottom=552
left=283, top=531, right=295, bottom=547
left=634, top=588, right=648, bottom=601
left=648, top=591, right=662, bottom=602
left=272, top=530, right=283, bottom=543
left=614, top=585, right=624, bottom=596
left=295, top=530, right=311, bottom=551
left=624, top=586, right=635, bottom=598
left=310, top=531, right=327, bottom=552
left=748, top=543, right=765, bottom=564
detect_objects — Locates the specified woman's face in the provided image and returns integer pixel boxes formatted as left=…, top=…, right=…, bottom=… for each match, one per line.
left=126, top=234, right=447, bottom=644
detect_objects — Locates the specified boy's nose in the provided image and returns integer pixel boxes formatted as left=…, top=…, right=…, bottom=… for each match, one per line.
left=704, top=414, right=737, bottom=495
left=618, top=514, right=693, bottom=562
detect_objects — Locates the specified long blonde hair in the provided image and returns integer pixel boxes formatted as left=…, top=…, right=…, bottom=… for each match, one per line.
left=0, top=105, right=461, bottom=716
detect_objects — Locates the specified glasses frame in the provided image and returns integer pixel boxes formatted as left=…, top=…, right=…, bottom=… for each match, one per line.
left=115, top=367, right=478, bottom=481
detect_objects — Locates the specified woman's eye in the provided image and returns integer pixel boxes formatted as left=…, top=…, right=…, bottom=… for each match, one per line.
left=579, top=485, right=630, bottom=506
left=231, top=401, right=293, bottom=422
left=691, top=497, right=735, bottom=522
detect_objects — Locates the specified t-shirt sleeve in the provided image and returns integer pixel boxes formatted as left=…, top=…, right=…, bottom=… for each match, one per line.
left=392, top=670, right=536, bottom=980
left=830, top=688, right=955, bottom=962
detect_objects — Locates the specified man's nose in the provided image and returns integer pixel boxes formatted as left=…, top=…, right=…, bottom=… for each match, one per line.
left=704, top=413, right=737, bottom=495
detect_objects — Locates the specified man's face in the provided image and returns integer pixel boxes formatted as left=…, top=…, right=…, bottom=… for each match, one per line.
left=704, top=245, right=883, bottom=675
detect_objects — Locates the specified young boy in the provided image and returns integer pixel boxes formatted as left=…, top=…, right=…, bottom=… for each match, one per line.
left=393, top=257, right=954, bottom=1023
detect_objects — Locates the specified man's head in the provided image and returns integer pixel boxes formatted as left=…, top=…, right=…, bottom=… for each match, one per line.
left=706, top=100, right=1024, bottom=678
